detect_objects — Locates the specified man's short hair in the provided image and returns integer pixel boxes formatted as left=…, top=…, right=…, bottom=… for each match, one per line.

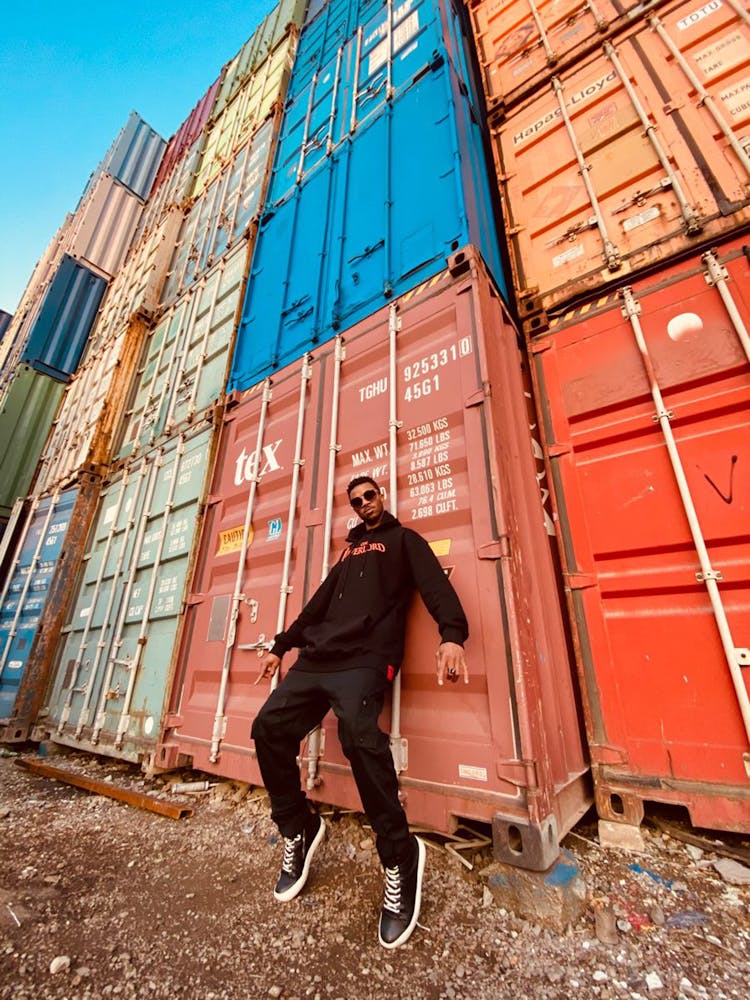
left=346, top=475, right=381, bottom=497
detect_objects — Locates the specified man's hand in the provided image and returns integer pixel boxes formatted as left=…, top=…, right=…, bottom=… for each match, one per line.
left=436, top=642, right=468, bottom=686
left=254, top=652, right=281, bottom=685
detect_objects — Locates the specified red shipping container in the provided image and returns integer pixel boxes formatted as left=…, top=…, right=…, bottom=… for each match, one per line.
left=161, top=248, right=588, bottom=870
left=149, top=75, right=222, bottom=198
left=529, top=234, right=750, bottom=832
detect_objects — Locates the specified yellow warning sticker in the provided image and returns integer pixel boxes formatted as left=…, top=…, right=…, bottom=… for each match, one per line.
left=217, top=525, right=252, bottom=556
left=429, top=538, right=452, bottom=557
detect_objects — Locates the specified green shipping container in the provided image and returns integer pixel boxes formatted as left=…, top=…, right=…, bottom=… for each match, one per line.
left=0, top=367, right=65, bottom=520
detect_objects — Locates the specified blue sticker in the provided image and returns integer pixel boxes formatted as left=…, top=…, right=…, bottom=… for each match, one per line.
left=268, top=518, right=283, bottom=540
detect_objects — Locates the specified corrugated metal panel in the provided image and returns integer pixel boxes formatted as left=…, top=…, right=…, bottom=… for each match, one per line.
left=229, top=0, right=506, bottom=391
left=67, top=174, right=144, bottom=278
left=192, top=33, right=297, bottom=199
left=118, top=243, right=248, bottom=460
left=34, top=315, right=149, bottom=496
left=0, top=367, right=65, bottom=520
left=21, top=255, right=108, bottom=382
left=530, top=235, right=750, bottom=833
left=93, top=111, right=167, bottom=201
left=161, top=115, right=277, bottom=306
left=0, top=489, right=78, bottom=722
left=41, top=424, right=217, bottom=761
left=494, top=0, right=750, bottom=315
left=211, top=0, right=308, bottom=123
left=163, top=247, right=588, bottom=867
left=150, top=75, right=222, bottom=197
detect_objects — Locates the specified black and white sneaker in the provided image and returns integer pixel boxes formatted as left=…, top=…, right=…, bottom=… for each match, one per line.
left=378, top=835, right=426, bottom=948
left=273, top=812, right=325, bottom=902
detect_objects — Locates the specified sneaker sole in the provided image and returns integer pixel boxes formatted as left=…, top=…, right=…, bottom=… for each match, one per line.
left=378, top=836, right=426, bottom=949
left=273, top=816, right=326, bottom=903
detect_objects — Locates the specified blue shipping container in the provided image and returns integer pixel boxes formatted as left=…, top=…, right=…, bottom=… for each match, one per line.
left=0, top=489, right=77, bottom=720
left=229, top=0, right=505, bottom=391
left=21, top=255, right=108, bottom=382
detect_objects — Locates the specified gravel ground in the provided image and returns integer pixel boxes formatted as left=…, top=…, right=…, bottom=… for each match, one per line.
left=0, top=748, right=748, bottom=1000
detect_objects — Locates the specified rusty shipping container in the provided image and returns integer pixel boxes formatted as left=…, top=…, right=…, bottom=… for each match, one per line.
left=529, top=233, right=750, bottom=832
left=0, top=476, right=102, bottom=741
left=161, top=247, right=589, bottom=870
left=493, top=0, right=750, bottom=319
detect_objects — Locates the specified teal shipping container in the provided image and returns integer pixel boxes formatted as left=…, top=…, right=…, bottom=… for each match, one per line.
left=21, top=255, right=108, bottom=382
left=37, top=424, right=217, bottom=763
left=116, top=242, right=249, bottom=462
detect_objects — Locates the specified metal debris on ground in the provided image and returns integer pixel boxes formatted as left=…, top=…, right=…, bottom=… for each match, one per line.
left=14, top=758, right=193, bottom=820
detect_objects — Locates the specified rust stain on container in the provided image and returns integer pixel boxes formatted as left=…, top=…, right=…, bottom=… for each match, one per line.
left=1, top=474, right=103, bottom=742
left=163, top=247, right=589, bottom=870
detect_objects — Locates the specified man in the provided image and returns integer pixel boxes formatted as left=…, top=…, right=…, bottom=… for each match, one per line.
left=252, top=475, right=469, bottom=949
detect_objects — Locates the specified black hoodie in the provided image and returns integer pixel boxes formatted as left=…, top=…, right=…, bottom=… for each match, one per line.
left=270, top=512, right=468, bottom=675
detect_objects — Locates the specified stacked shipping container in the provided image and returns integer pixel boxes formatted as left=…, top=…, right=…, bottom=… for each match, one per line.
left=230, top=0, right=507, bottom=389
left=0, top=112, right=165, bottom=545
left=150, top=0, right=589, bottom=868
left=466, top=0, right=750, bottom=831
left=1, top=0, right=592, bottom=867
left=31, top=0, right=306, bottom=764
left=0, top=114, right=167, bottom=737
left=162, top=249, right=589, bottom=869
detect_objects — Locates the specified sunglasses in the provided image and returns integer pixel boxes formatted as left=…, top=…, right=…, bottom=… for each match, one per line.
left=350, top=488, right=379, bottom=510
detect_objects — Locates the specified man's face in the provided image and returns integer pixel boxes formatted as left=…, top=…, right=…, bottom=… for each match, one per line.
left=349, top=482, right=385, bottom=529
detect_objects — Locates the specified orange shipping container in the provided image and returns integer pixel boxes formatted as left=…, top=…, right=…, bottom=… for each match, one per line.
left=466, top=0, right=650, bottom=114
left=530, top=233, right=750, bottom=833
left=160, top=248, right=589, bottom=870
left=493, top=0, right=750, bottom=318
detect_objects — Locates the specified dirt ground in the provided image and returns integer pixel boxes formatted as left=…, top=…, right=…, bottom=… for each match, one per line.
left=0, top=748, right=748, bottom=1000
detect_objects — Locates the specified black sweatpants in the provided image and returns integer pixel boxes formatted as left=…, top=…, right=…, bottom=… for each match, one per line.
left=251, top=666, right=411, bottom=866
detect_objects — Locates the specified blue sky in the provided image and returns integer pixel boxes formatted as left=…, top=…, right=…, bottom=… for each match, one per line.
left=0, top=1, right=277, bottom=314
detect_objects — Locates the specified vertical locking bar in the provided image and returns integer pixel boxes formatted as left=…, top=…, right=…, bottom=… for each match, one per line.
left=0, top=495, right=58, bottom=679
left=605, top=41, right=702, bottom=234
left=58, top=471, right=130, bottom=734
left=91, top=455, right=162, bottom=744
left=305, top=338, right=344, bottom=787
left=75, top=462, right=149, bottom=737
left=552, top=76, right=621, bottom=271
left=273, top=358, right=313, bottom=690
left=210, top=379, right=273, bottom=762
left=702, top=250, right=750, bottom=365
left=621, top=286, right=750, bottom=744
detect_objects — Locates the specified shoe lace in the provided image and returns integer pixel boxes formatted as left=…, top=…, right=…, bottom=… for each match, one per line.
left=383, top=864, right=402, bottom=915
left=281, top=833, right=302, bottom=874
